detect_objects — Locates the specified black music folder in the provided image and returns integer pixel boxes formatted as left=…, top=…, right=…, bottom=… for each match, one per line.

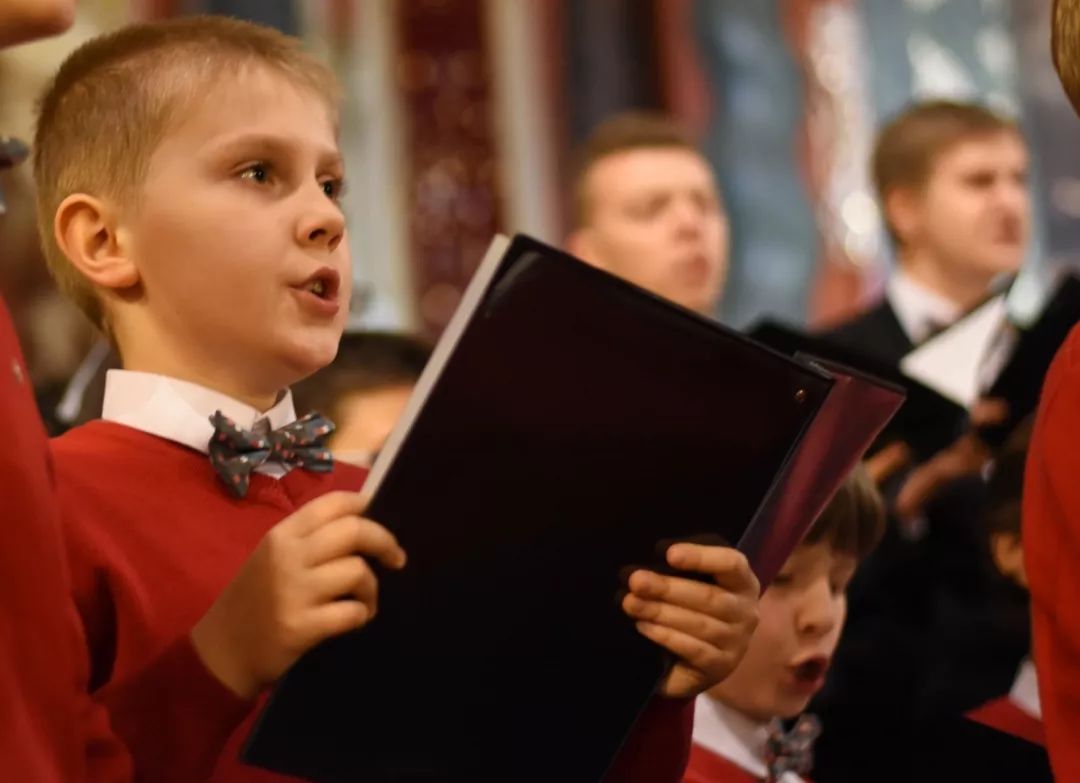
left=243, top=235, right=900, bottom=782
left=748, top=319, right=965, bottom=461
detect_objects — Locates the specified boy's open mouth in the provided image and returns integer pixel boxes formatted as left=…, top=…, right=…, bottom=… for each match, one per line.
left=297, top=268, right=340, bottom=302
left=791, top=656, right=829, bottom=684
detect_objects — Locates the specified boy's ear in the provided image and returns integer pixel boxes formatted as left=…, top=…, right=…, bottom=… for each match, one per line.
left=884, top=187, right=921, bottom=247
left=54, top=193, right=139, bottom=291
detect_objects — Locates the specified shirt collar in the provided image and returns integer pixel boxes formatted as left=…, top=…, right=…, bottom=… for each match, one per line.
left=101, top=370, right=297, bottom=456
left=692, top=696, right=805, bottom=782
left=1009, top=657, right=1041, bottom=719
left=887, top=270, right=964, bottom=344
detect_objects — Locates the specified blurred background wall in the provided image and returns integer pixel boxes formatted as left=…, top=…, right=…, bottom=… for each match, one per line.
left=4, top=0, right=1080, bottom=365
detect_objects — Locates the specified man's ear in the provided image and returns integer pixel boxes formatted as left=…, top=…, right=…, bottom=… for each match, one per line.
left=53, top=193, right=139, bottom=290
left=566, top=228, right=606, bottom=271
left=884, top=187, right=921, bottom=247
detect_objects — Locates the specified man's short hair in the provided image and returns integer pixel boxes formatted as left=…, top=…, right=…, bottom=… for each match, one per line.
left=33, top=15, right=341, bottom=331
left=571, top=111, right=700, bottom=228
left=872, top=100, right=1020, bottom=243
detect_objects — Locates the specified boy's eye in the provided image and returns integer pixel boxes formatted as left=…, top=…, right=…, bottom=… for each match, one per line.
left=321, top=178, right=346, bottom=201
left=771, top=573, right=794, bottom=587
left=830, top=571, right=855, bottom=595
left=239, top=163, right=270, bottom=184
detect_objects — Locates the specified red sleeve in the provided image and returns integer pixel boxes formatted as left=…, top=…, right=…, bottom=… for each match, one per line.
left=603, top=697, right=694, bottom=783
left=97, top=635, right=252, bottom=783
left=1024, top=324, right=1080, bottom=782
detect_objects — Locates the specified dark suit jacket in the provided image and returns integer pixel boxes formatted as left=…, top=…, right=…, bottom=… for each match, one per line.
left=822, top=298, right=914, bottom=366
left=809, top=300, right=1027, bottom=783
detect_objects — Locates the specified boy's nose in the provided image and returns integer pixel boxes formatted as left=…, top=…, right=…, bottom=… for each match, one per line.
left=797, top=579, right=839, bottom=639
left=297, top=195, right=346, bottom=252
left=303, top=223, right=343, bottom=252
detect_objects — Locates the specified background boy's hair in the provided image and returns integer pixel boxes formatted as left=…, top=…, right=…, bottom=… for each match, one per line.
left=33, top=15, right=341, bottom=332
left=802, top=464, right=886, bottom=560
left=872, top=100, right=1019, bottom=244
left=291, top=331, right=432, bottom=421
left=571, top=111, right=701, bottom=229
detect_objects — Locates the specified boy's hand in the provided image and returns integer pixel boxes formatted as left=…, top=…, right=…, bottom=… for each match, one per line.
left=191, top=491, right=406, bottom=700
left=622, top=544, right=759, bottom=699
left=894, top=397, right=1008, bottom=520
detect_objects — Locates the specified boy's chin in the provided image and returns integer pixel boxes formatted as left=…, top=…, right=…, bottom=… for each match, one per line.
left=771, top=688, right=817, bottom=721
left=279, top=341, right=340, bottom=383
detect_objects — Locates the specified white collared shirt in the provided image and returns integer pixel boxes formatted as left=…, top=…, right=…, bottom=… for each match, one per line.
left=1009, top=657, right=1041, bottom=720
left=692, top=696, right=805, bottom=783
left=890, top=270, right=1017, bottom=399
left=887, top=270, right=964, bottom=345
left=101, top=370, right=297, bottom=478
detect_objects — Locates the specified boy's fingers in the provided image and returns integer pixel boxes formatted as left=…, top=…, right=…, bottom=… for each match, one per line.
left=285, top=491, right=369, bottom=537
left=306, top=600, right=372, bottom=644
left=628, top=570, right=755, bottom=624
left=658, top=664, right=711, bottom=699
left=634, top=621, right=740, bottom=685
left=303, top=516, right=406, bottom=569
left=309, top=556, right=378, bottom=610
left=622, top=595, right=737, bottom=650
left=664, top=544, right=759, bottom=595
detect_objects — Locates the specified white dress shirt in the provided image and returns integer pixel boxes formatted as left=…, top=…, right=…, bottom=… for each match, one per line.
left=101, top=370, right=297, bottom=478
left=890, top=270, right=1017, bottom=401
left=1009, top=657, right=1041, bottom=720
left=887, top=270, right=964, bottom=345
left=692, top=695, right=805, bottom=783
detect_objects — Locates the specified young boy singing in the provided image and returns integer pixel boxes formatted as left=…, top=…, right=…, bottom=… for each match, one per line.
left=684, top=467, right=885, bottom=783
left=36, top=16, right=761, bottom=782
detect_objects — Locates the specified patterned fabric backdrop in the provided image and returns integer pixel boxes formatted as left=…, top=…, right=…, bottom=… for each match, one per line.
left=692, top=0, right=818, bottom=328
left=134, top=0, right=1080, bottom=335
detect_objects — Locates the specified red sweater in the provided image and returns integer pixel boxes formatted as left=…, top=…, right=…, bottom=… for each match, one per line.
left=0, top=302, right=130, bottom=782
left=55, top=419, right=693, bottom=781
left=682, top=744, right=762, bottom=783
left=1024, top=322, right=1080, bottom=781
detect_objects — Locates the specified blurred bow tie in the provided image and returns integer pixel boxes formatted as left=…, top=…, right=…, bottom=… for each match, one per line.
left=765, top=714, right=821, bottom=782
left=208, top=410, right=335, bottom=498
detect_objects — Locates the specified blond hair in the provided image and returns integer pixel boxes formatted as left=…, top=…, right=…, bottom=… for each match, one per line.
left=871, top=100, right=1019, bottom=244
left=33, top=15, right=341, bottom=330
left=571, top=112, right=701, bottom=228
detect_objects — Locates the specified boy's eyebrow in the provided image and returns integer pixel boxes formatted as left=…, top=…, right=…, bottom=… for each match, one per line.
left=206, top=132, right=344, bottom=170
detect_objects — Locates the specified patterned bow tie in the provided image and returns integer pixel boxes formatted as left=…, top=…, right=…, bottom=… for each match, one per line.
left=208, top=410, right=335, bottom=498
left=765, top=714, right=821, bottom=782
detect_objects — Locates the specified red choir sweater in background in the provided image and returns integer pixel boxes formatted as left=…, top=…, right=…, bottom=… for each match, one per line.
left=966, top=697, right=1044, bottom=747
left=0, top=302, right=131, bottom=782
left=1024, top=322, right=1080, bottom=781
left=54, top=419, right=693, bottom=782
